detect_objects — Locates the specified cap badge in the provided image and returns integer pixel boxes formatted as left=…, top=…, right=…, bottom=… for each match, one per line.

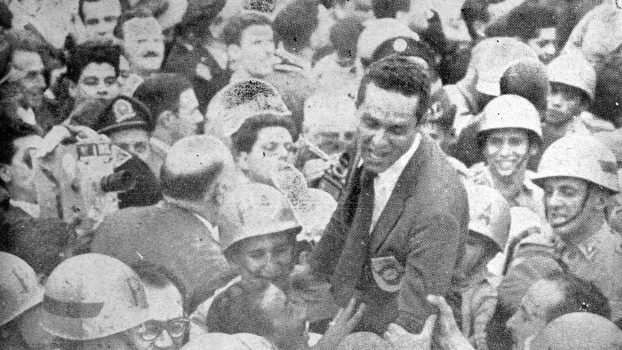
left=113, top=99, right=136, bottom=123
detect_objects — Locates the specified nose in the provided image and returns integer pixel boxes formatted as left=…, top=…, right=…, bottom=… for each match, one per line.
left=499, top=140, right=512, bottom=156
left=548, top=92, right=563, bottom=108
left=34, top=74, right=46, bottom=89
left=370, top=128, right=389, bottom=148
left=154, top=330, right=174, bottom=348
left=506, top=314, right=518, bottom=332
left=544, top=42, right=557, bottom=56
left=546, top=190, right=563, bottom=208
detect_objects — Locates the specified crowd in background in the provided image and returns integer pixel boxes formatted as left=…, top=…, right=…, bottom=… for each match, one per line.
left=3, top=0, right=622, bottom=349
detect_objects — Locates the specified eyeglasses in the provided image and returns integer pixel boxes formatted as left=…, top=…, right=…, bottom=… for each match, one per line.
left=136, top=318, right=189, bottom=342
left=116, top=141, right=149, bottom=155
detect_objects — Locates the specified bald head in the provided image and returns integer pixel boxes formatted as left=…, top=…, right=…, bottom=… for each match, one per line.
left=161, top=136, right=234, bottom=201
left=530, top=312, right=622, bottom=350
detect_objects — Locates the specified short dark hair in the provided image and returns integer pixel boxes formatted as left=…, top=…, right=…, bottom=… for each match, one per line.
left=356, top=56, right=431, bottom=123
left=272, top=0, right=319, bottom=51
left=0, top=119, right=39, bottom=188
left=65, top=42, right=121, bottom=83
left=133, top=73, right=193, bottom=129
left=231, top=114, right=297, bottom=154
left=506, top=4, right=558, bottom=40
left=544, top=271, right=611, bottom=322
left=0, top=119, right=39, bottom=167
left=160, top=159, right=224, bottom=202
left=132, top=261, right=187, bottom=309
left=329, top=16, right=364, bottom=59
left=206, top=279, right=276, bottom=336
left=372, top=0, right=409, bottom=19
left=222, top=12, right=272, bottom=47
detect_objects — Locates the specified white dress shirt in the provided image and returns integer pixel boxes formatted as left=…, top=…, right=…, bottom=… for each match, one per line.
left=370, top=134, right=421, bottom=230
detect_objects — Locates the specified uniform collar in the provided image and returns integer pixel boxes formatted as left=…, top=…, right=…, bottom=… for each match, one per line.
left=558, top=222, right=610, bottom=261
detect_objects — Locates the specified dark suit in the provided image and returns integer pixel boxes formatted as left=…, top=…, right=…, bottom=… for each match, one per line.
left=91, top=201, right=238, bottom=302
left=311, top=135, right=469, bottom=334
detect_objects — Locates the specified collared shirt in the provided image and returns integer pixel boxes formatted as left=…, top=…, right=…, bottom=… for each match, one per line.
left=555, top=222, right=622, bottom=320
left=192, top=213, right=220, bottom=245
left=371, top=133, right=421, bottom=230
left=10, top=199, right=40, bottom=219
left=470, top=163, right=545, bottom=219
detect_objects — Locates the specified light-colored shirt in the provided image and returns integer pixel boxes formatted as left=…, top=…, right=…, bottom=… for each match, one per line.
left=10, top=199, right=40, bottom=219
left=371, top=133, right=421, bottom=230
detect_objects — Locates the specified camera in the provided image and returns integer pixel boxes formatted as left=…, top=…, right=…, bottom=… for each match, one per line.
left=34, top=136, right=134, bottom=230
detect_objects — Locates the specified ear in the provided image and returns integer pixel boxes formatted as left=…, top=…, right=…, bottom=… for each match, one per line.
left=68, top=80, right=78, bottom=99
left=227, top=44, right=241, bottom=62
left=236, top=152, right=250, bottom=173
left=590, top=188, right=610, bottom=212
left=529, top=144, right=540, bottom=157
left=0, top=164, right=12, bottom=185
left=159, top=110, right=176, bottom=128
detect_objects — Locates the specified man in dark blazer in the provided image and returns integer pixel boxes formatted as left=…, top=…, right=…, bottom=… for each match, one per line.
left=91, top=135, right=240, bottom=302
left=310, top=56, right=469, bottom=335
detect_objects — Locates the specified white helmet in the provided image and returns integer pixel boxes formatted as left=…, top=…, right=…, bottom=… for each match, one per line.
left=478, top=94, right=542, bottom=144
left=465, top=184, right=511, bottom=251
left=218, top=183, right=302, bottom=255
left=40, top=253, right=149, bottom=340
left=547, top=53, right=596, bottom=101
left=0, top=252, right=44, bottom=326
left=532, top=135, right=619, bottom=193
left=529, top=313, right=622, bottom=350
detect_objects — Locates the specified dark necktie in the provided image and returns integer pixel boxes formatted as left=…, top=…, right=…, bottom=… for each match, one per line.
left=331, top=168, right=376, bottom=303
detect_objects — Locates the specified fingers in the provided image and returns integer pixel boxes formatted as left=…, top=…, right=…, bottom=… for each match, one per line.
left=427, top=295, right=453, bottom=317
left=420, top=314, right=437, bottom=337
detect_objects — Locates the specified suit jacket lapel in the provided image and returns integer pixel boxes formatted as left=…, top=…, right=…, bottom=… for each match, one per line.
left=369, top=139, right=428, bottom=252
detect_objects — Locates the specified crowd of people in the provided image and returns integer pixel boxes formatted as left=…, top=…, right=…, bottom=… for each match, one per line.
left=3, top=0, right=622, bottom=349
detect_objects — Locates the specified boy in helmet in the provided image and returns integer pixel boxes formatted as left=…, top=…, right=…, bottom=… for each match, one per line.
left=190, top=183, right=337, bottom=337
left=471, top=94, right=545, bottom=219
left=447, top=185, right=511, bottom=350
left=543, top=52, right=596, bottom=150
left=498, top=134, right=622, bottom=323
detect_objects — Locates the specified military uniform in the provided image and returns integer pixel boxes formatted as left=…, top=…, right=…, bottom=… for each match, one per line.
left=499, top=223, right=622, bottom=320
left=470, top=162, right=545, bottom=219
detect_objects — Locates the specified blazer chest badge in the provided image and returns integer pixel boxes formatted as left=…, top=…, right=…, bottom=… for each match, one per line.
left=371, top=256, right=405, bottom=293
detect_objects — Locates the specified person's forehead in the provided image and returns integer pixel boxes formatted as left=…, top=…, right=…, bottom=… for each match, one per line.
left=487, top=128, right=529, bottom=139
left=358, top=83, right=420, bottom=122
left=255, top=127, right=293, bottom=144
left=241, top=25, right=274, bottom=41
left=83, top=0, right=121, bottom=18
left=109, top=128, right=149, bottom=142
left=124, top=18, right=163, bottom=39
left=144, top=283, right=183, bottom=321
left=179, top=89, right=198, bottom=106
left=80, top=62, right=116, bottom=79
left=535, top=27, right=557, bottom=40
left=239, top=232, right=292, bottom=253
left=543, top=176, right=587, bottom=189
left=13, top=50, right=44, bottom=71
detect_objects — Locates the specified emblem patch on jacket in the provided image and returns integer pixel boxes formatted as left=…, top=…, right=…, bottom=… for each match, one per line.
left=371, top=256, right=404, bottom=293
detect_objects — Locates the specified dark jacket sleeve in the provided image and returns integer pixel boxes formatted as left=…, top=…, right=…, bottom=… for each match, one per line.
left=396, top=211, right=465, bottom=333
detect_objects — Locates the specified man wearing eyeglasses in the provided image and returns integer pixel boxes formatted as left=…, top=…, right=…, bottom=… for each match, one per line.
left=128, top=262, right=189, bottom=350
